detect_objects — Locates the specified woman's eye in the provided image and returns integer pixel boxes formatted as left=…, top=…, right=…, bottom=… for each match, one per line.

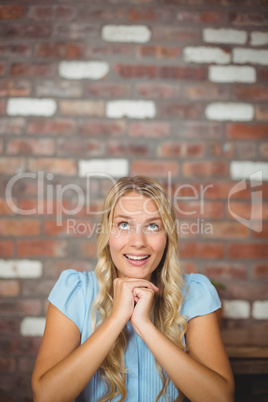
left=119, top=222, right=129, bottom=230
left=147, top=223, right=159, bottom=231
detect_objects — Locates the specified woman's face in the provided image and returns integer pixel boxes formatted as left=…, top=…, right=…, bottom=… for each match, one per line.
left=109, top=191, right=167, bottom=281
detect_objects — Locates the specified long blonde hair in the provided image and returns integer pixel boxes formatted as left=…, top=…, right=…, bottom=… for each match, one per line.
left=91, top=176, right=187, bottom=401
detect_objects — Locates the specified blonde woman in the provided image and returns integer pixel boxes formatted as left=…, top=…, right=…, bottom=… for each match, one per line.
left=32, top=176, right=234, bottom=402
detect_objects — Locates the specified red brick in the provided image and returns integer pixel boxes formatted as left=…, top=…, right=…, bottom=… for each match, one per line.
left=228, top=243, right=268, bottom=259
left=128, top=8, right=157, bottom=21
left=174, top=201, right=224, bottom=219
left=0, top=318, right=18, bottom=334
left=0, top=280, right=20, bottom=297
left=18, top=199, right=71, bottom=216
left=0, top=157, right=25, bottom=175
left=136, top=83, right=180, bottom=99
left=259, top=68, right=268, bottom=81
left=0, top=199, right=15, bottom=215
left=85, top=82, right=130, bottom=98
left=0, top=99, right=6, bottom=114
left=18, top=357, right=36, bottom=373
left=108, top=140, right=149, bottom=157
left=54, top=23, right=99, bottom=41
left=77, top=6, right=126, bottom=21
left=233, top=86, right=268, bottom=101
left=0, top=62, right=6, bottom=76
left=114, top=64, right=157, bottom=79
left=0, top=79, right=31, bottom=97
left=227, top=282, right=268, bottom=300
left=177, top=10, right=225, bottom=24
left=260, top=143, right=268, bottom=158
left=204, top=221, right=249, bottom=239
left=181, top=261, right=197, bottom=274
left=85, top=44, right=132, bottom=58
left=159, top=103, right=203, bottom=119
left=55, top=6, right=77, bottom=20
left=204, top=263, right=247, bottom=280
left=179, top=242, right=224, bottom=259
left=0, top=117, right=25, bottom=135
left=229, top=12, right=268, bottom=26
left=158, top=66, right=206, bottom=81
left=256, top=105, right=268, bottom=121
left=0, top=300, right=42, bottom=315
left=226, top=123, right=268, bottom=140
left=7, top=139, right=55, bottom=155
left=131, top=160, right=179, bottom=177
left=0, top=43, right=31, bottom=58
left=0, top=5, right=25, bottom=19
left=35, top=42, right=83, bottom=59
left=0, top=219, right=40, bottom=236
left=44, top=220, right=95, bottom=237
left=43, top=259, right=92, bottom=278
left=27, top=158, right=76, bottom=176
left=0, top=241, right=14, bottom=257
left=252, top=222, right=268, bottom=239
left=228, top=202, right=266, bottom=221
left=22, top=279, right=55, bottom=297
left=27, top=118, right=76, bottom=135
left=17, top=240, right=67, bottom=257
left=183, top=83, right=229, bottom=100
left=28, top=5, right=53, bottom=19
left=80, top=119, right=125, bottom=136
left=183, top=161, right=229, bottom=177
left=152, top=26, right=199, bottom=42
left=174, top=121, right=223, bottom=139
left=57, top=138, right=104, bottom=157
left=253, top=263, right=268, bottom=278
left=136, top=45, right=181, bottom=58
left=0, top=357, right=15, bottom=373
left=36, top=80, right=82, bottom=97
left=159, top=142, right=204, bottom=157
left=80, top=241, right=98, bottom=258
left=2, top=23, right=52, bottom=38
left=129, top=122, right=169, bottom=138
left=59, top=100, right=104, bottom=117
left=11, top=62, right=55, bottom=77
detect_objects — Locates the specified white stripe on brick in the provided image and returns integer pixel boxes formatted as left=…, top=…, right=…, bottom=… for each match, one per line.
left=252, top=301, right=268, bottom=319
left=20, top=317, right=46, bottom=337
left=79, top=159, right=129, bottom=178
left=223, top=300, right=250, bottom=319
left=205, top=103, right=254, bottom=121
left=183, top=47, right=231, bottom=64
left=59, top=61, right=109, bottom=80
left=102, top=25, right=151, bottom=43
left=0, top=259, right=42, bottom=278
left=7, top=98, right=56, bottom=117
left=106, top=100, right=156, bottom=119
left=233, top=48, right=268, bottom=65
left=250, top=32, right=268, bottom=46
left=230, top=161, right=268, bottom=181
left=203, top=28, right=247, bottom=44
left=209, top=65, right=256, bottom=83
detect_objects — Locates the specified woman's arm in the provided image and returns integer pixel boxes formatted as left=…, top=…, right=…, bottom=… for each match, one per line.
left=32, top=278, right=158, bottom=402
left=131, top=288, right=235, bottom=402
left=31, top=303, right=124, bottom=402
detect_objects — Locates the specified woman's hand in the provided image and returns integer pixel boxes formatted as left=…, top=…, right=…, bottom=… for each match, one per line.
left=110, top=278, right=158, bottom=328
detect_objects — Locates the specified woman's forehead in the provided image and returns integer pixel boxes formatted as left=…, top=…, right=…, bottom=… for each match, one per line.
left=114, top=192, right=160, bottom=216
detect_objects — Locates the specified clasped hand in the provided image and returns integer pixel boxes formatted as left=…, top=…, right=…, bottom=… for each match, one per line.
left=110, top=278, right=159, bottom=336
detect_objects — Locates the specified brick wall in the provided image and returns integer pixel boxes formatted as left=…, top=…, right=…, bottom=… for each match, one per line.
left=0, top=0, right=268, bottom=400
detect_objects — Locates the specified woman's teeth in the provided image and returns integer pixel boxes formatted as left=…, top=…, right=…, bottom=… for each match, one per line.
left=125, top=255, right=150, bottom=261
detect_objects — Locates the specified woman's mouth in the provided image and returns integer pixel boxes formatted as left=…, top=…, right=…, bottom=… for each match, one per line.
left=124, top=254, right=150, bottom=265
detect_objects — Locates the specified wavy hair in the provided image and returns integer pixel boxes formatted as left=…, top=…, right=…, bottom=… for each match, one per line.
left=91, top=176, right=187, bottom=401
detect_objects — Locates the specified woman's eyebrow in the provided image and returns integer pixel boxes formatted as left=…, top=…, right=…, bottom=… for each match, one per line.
left=113, top=214, right=162, bottom=222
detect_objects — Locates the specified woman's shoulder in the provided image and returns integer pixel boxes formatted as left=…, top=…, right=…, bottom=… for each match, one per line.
left=181, top=273, right=221, bottom=321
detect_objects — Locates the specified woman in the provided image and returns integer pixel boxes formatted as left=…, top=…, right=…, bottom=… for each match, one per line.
left=32, top=176, right=234, bottom=402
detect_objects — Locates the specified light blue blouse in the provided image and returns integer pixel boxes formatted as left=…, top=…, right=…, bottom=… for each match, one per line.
left=48, top=270, right=221, bottom=402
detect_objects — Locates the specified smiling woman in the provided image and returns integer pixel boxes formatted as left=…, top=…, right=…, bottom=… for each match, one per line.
left=31, top=176, right=234, bottom=402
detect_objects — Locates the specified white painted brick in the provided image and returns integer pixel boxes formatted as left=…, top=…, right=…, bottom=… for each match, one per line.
left=223, top=300, right=250, bottom=319
left=7, top=98, right=56, bottom=117
left=183, top=47, right=231, bottom=64
left=205, top=102, right=254, bottom=121
left=79, top=158, right=129, bottom=178
left=106, top=100, right=156, bottom=119
left=209, top=65, right=256, bottom=83
left=252, top=301, right=268, bottom=319
left=250, top=32, right=268, bottom=46
left=230, top=161, right=268, bottom=181
left=0, top=259, right=42, bottom=278
left=20, top=317, right=46, bottom=337
left=233, top=48, right=268, bottom=65
left=102, top=25, right=151, bottom=43
left=203, top=28, right=247, bottom=44
left=59, top=61, right=109, bottom=80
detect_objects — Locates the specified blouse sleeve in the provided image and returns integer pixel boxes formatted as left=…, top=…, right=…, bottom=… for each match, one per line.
left=48, top=269, right=86, bottom=332
left=181, top=273, right=222, bottom=321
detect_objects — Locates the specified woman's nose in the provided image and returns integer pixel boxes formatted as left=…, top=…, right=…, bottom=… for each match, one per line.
left=129, top=225, right=147, bottom=247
